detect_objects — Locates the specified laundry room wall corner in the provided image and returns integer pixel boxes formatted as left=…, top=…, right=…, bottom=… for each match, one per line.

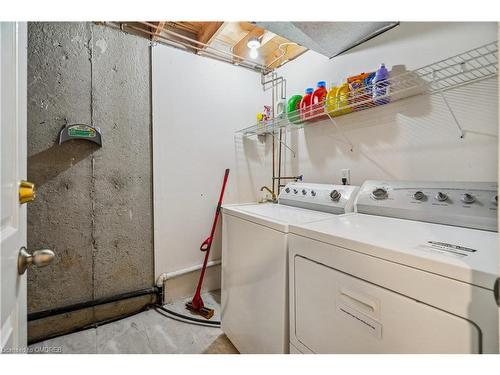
left=152, top=44, right=268, bottom=298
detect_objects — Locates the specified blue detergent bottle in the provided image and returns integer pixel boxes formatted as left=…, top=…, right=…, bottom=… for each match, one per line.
left=373, top=63, right=390, bottom=105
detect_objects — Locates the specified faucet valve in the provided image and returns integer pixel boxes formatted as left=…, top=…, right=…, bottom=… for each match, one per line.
left=260, top=186, right=277, bottom=202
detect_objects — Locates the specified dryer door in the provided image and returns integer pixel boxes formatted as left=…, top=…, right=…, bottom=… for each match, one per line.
left=293, top=256, right=481, bottom=353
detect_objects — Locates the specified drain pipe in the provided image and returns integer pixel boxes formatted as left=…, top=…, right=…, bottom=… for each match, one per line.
left=155, top=259, right=222, bottom=306
left=162, top=259, right=221, bottom=281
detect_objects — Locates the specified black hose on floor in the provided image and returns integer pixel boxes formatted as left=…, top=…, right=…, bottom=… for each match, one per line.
left=154, top=305, right=221, bottom=327
left=154, top=308, right=220, bottom=329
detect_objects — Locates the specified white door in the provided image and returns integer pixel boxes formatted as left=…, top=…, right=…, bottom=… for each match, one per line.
left=497, top=22, right=500, bottom=355
left=0, top=22, right=28, bottom=353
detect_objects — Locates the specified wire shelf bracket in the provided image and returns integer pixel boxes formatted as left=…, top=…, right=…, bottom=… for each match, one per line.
left=439, top=91, right=464, bottom=139
left=326, top=112, right=354, bottom=152
left=432, top=64, right=465, bottom=139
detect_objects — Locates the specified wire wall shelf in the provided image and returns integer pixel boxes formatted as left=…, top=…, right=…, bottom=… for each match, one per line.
left=238, top=41, right=498, bottom=139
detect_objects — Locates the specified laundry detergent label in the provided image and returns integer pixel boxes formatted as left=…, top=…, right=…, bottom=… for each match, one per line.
left=336, top=302, right=382, bottom=339
left=415, top=241, right=477, bottom=258
left=68, top=125, right=96, bottom=138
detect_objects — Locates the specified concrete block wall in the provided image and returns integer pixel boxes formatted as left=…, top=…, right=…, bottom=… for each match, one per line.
left=27, top=22, right=154, bottom=342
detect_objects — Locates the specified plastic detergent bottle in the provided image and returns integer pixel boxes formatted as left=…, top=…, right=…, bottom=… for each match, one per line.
left=373, top=63, right=390, bottom=105
left=361, top=72, right=376, bottom=109
left=326, top=85, right=339, bottom=116
left=299, top=88, right=314, bottom=121
left=336, top=83, right=352, bottom=115
left=276, top=98, right=287, bottom=120
left=311, top=81, right=327, bottom=117
left=287, top=95, right=303, bottom=124
left=347, top=72, right=376, bottom=110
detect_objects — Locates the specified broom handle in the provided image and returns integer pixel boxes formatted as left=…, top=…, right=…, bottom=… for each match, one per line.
left=194, top=169, right=230, bottom=298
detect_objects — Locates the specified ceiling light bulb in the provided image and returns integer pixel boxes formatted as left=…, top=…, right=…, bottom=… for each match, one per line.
left=249, top=48, right=259, bottom=59
left=247, top=37, right=261, bottom=49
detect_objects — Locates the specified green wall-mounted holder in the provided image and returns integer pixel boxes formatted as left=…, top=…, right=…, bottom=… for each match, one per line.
left=59, top=124, right=102, bottom=147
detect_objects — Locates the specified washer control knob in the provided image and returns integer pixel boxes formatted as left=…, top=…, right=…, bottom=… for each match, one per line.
left=371, top=188, right=388, bottom=200
left=413, top=191, right=425, bottom=201
left=301, top=189, right=307, bottom=196
left=435, top=192, right=448, bottom=202
left=461, top=193, right=475, bottom=204
left=311, top=190, right=316, bottom=197
left=330, top=190, right=341, bottom=201
left=293, top=189, right=298, bottom=195
left=493, top=195, right=498, bottom=206
left=285, top=187, right=290, bottom=193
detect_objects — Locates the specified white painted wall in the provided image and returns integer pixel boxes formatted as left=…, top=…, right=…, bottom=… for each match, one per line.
left=152, top=45, right=268, bottom=279
left=275, top=22, right=498, bottom=185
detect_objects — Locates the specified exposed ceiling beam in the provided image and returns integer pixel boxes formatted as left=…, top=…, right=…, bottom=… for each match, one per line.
left=239, top=22, right=258, bottom=32
left=152, top=21, right=166, bottom=41
left=168, top=22, right=201, bottom=34
left=115, top=21, right=305, bottom=72
left=197, top=22, right=226, bottom=47
left=162, top=22, right=199, bottom=53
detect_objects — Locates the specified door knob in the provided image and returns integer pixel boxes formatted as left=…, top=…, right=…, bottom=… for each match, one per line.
left=19, top=180, right=36, bottom=204
left=18, top=247, right=55, bottom=275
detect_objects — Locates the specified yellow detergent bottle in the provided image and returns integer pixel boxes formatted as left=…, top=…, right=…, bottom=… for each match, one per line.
left=326, top=84, right=339, bottom=116
left=336, top=82, right=353, bottom=115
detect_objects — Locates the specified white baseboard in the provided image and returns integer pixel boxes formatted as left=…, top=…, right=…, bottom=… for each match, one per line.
left=163, top=264, right=221, bottom=304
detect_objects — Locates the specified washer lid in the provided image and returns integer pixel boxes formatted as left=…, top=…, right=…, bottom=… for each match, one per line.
left=289, top=213, right=498, bottom=289
left=222, top=203, right=335, bottom=232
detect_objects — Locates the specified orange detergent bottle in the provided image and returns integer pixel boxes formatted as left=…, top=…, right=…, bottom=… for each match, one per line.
left=299, top=88, right=314, bottom=121
left=311, top=81, right=327, bottom=117
left=347, top=72, right=372, bottom=110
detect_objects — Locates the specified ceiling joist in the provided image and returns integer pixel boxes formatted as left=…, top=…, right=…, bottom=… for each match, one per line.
left=152, top=21, right=166, bottom=41
left=197, top=22, right=226, bottom=47
left=116, top=21, right=306, bottom=72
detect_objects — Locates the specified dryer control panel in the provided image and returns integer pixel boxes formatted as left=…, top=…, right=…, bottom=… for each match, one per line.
left=278, top=182, right=359, bottom=214
left=355, top=181, right=498, bottom=231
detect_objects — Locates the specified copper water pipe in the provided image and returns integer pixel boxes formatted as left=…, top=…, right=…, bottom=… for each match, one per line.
left=271, top=71, right=276, bottom=195
left=277, top=128, right=282, bottom=195
left=273, top=176, right=302, bottom=181
left=110, top=22, right=268, bottom=73
left=139, top=21, right=267, bottom=68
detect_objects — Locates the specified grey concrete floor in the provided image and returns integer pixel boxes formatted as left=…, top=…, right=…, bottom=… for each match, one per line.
left=29, top=290, right=238, bottom=354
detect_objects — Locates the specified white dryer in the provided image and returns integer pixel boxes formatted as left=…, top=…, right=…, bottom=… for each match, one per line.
left=221, top=182, right=359, bottom=353
left=289, top=181, right=498, bottom=354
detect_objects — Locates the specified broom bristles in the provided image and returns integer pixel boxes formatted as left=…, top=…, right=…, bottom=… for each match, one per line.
left=185, top=302, right=215, bottom=320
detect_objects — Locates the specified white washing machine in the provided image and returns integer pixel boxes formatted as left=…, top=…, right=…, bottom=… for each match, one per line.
left=289, top=181, right=499, bottom=354
left=221, top=182, right=359, bottom=353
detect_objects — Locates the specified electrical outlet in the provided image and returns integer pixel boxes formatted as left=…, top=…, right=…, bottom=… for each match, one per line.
left=341, top=169, right=350, bottom=185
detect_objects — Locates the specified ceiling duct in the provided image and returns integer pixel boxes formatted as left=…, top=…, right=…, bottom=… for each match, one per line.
left=255, top=22, right=399, bottom=58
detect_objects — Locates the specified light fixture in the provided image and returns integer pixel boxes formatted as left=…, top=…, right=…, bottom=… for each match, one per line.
left=247, top=37, right=261, bottom=49
left=249, top=48, right=258, bottom=59
left=247, top=36, right=261, bottom=60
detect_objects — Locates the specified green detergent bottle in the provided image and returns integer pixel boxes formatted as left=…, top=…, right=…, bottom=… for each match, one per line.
left=287, top=95, right=303, bottom=124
